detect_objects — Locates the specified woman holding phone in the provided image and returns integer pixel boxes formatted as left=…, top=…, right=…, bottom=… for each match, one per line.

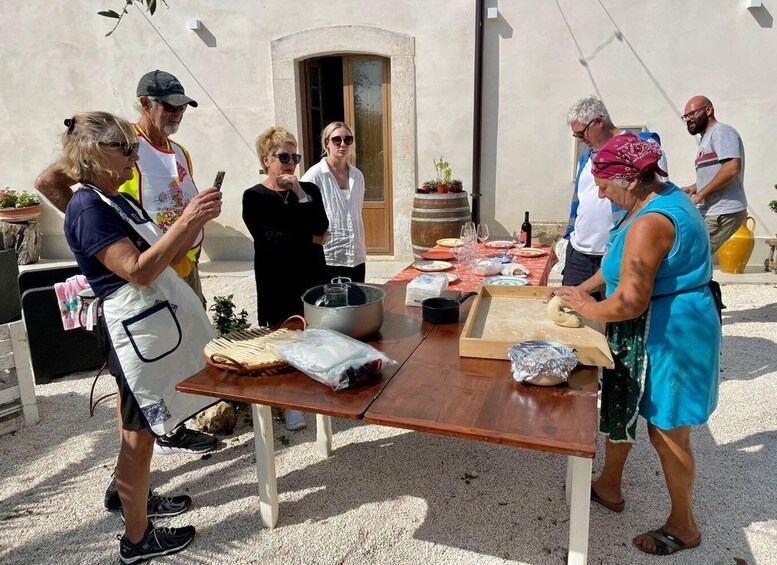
left=60, top=112, right=222, bottom=563
left=301, top=121, right=367, bottom=282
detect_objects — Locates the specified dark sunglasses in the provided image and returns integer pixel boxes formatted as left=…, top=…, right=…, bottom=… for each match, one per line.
left=158, top=100, right=188, bottom=113
left=273, top=152, right=302, bottom=165
left=99, top=141, right=140, bottom=156
left=572, top=117, right=597, bottom=139
left=330, top=135, right=354, bottom=146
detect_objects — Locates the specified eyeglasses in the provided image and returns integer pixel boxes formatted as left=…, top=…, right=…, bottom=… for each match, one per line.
left=572, top=117, right=598, bottom=139
left=329, top=135, right=354, bottom=146
left=680, top=105, right=709, bottom=122
left=272, top=152, right=302, bottom=165
left=99, top=141, right=140, bottom=156
left=158, top=100, right=188, bottom=113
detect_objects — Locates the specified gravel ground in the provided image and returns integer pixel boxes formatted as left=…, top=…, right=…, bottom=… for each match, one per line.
left=0, top=281, right=775, bottom=565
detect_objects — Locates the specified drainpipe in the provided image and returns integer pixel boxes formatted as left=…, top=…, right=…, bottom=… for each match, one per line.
left=471, top=0, right=485, bottom=225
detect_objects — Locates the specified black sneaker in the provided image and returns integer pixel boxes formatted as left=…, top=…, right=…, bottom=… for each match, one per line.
left=153, top=426, right=217, bottom=455
left=119, top=494, right=192, bottom=522
left=104, top=477, right=151, bottom=512
left=105, top=477, right=191, bottom=520
left=118, top=521, right=195, bottom=564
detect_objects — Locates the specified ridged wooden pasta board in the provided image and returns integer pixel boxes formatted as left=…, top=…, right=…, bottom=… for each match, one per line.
left=459, top=285, right=614, bottom=368
left=203, top=327, right=304, bottom=373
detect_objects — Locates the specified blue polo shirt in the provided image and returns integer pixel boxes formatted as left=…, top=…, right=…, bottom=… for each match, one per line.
left=64, top=186, right=152, bottom=299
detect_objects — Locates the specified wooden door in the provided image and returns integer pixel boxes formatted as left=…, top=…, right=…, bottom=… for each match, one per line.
left=301, top=56, right=393, bottom=254
left=343, top=56, right=392, bottom=254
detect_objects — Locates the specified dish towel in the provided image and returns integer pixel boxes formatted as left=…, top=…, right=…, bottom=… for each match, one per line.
left=54, top=275, right=90, bottom=330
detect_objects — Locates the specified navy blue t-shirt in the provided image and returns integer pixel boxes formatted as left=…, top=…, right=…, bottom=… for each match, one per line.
left=64, top=186, right=152, bottom=299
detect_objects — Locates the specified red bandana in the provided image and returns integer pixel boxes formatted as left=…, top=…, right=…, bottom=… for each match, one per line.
left=592, top=133, right=666, bottom=181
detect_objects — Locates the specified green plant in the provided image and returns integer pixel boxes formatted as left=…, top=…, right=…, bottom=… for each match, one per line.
left=770, top=184, right=777, bottom=214
left=209, top=295, right=250, bottom=335
left=98, top=0, right=167, bottom=37
left=433, top=156, right=452, bottom=186
left=420, top=180, right=436, bottom=193
left=0, top=188, right=40, bottom=209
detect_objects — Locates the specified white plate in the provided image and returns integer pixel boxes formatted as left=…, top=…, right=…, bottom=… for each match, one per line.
left=413, top=260, right=454, bottom=272
left=484, top=240, right=514, bottom=249
left=445, top=272, right=459, bottom=283
left=436, top=238, right=463, bottom=248
left=483, top=275, right=529, bottom=286
left=510, top=247, right=548, bottom=258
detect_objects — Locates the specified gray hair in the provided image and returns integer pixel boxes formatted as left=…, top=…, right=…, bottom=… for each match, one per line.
left=134, top=96, right=163, bottom=114
left=567, top=95, right=613, bottom=127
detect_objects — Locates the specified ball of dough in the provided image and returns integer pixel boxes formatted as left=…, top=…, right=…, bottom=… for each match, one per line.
left=547, top=296, right=582, bottom=328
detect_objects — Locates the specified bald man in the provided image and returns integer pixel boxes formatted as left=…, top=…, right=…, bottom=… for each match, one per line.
left=681, top=96, right=747, bottom=254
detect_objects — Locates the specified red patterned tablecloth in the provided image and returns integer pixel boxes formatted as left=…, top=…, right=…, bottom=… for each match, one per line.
left=387, top=243, right=558, bottom=293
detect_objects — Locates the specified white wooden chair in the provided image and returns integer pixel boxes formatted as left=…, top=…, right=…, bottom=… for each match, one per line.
left=0, top=320, right=40, bottom=436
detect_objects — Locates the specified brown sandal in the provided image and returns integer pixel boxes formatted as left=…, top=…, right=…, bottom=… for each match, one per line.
left=633, top=527, right=702, bottom=555
left=590, top=486, right=625, bottom=513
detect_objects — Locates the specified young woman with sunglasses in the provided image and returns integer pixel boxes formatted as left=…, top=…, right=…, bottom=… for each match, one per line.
left=301, top=122, right=367, bottom=282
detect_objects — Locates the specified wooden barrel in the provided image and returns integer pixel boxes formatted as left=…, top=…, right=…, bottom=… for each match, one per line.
left=410, top=193, right=471, bottom=258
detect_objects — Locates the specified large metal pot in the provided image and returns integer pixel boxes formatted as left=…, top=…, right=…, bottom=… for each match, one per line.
left=301, top=282, right=385, bottom=339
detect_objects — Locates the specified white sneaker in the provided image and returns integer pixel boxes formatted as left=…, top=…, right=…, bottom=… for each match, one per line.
left=283, top=409, right=306, bottom=431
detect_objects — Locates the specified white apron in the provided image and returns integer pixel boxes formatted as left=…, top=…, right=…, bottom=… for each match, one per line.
left=91, top=186, right=215, bottom=436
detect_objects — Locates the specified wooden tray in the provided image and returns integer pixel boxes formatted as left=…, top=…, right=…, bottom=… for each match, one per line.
left=203, top=316, right=306, bottom=374
left=460, top=285, right=614, bottom=368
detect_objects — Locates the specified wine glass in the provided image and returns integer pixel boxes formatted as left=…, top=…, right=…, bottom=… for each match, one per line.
left=512, top=229, right=526, bottom=258
left=476, top=223, right=489, bottom=245
left=460, top=221, right=475, bottom=243
left=452, top=242, right=467, bottom=278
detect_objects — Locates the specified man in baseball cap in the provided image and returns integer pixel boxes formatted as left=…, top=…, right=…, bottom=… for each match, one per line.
left=136, top=69, right=198, bottom=108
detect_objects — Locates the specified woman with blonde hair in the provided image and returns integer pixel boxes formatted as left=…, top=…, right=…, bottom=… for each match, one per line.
left=242, top=126, right=329, bottom=430
left=61, top=111, right=222, bottom=563
left=301, top=121, right=367, bottom=282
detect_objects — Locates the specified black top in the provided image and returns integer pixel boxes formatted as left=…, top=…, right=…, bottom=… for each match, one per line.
left=242, top=181, right=329, bottom=326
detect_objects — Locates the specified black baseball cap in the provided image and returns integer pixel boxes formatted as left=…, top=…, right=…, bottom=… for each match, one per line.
left=136, top=70, right=198, bottom=107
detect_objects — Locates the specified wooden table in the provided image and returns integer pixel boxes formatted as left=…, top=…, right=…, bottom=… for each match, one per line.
left=364, top=315, right=598, bottom=565
left=177, top=284, right=598, bottom=565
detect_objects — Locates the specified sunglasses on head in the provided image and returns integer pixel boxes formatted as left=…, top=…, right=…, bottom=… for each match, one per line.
left=330, top=135, right=354, bottom=146
left=158, top=100, right=188, bottom=113
left=272, top=152, right=302, bottom=165
left=99, top=141, right=140, bottom=156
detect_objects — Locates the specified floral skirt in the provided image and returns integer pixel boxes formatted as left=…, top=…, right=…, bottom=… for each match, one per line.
left=600, top=307, right=650, bottom=442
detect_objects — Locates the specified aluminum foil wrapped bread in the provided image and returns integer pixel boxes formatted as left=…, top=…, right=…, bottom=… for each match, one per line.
left=507, top=340, right=578, bottom=386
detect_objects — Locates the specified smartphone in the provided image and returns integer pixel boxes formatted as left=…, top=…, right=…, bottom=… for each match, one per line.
left=213, top=171, right=226, bottom=191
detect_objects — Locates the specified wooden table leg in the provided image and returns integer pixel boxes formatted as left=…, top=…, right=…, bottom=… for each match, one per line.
left=566, top=455, right=592, bottom=565
left=252, top=403, right=278, bottom=528
left=316, top=414, right=332, bottom=457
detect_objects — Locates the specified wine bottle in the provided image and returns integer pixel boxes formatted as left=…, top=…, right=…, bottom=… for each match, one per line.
left=520, top=211, right=532, bottom=247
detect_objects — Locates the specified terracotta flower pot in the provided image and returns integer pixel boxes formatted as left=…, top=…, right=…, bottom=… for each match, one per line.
left=436, top=182, right=450, bottom=194
left=0, top=204, right=43, bottom=223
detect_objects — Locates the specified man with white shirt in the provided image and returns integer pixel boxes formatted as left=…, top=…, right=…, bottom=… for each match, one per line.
left=563, top=96, right=668, bottom=298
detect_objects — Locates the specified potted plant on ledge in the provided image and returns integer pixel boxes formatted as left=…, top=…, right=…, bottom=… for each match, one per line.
left=0, top=188, right=42, bottom=223
left=0, top=188, right=43, bottom=265
left=416, top=156, right=465, bottom=195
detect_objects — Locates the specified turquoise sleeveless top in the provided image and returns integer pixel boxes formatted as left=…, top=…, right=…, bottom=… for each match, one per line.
left=601, top=184, right=712, bottom=298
